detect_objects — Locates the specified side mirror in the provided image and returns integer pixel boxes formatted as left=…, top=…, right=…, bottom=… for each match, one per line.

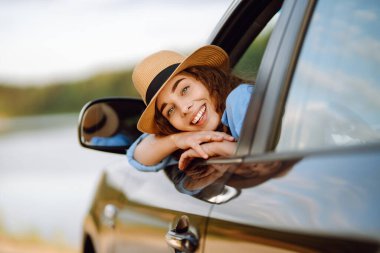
left=78, top=97, right=146, bottom=154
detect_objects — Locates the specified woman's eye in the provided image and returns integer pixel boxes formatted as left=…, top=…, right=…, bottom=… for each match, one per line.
left=181, top=86, right=189, bottom=95
left=167, top=107, right=175, bottom=116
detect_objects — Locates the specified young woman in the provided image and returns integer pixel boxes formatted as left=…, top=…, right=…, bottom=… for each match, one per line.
left=127, top=45, right=254, bottom=171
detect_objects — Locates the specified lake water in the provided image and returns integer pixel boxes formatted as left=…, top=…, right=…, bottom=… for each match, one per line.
left=0, top=114, right=124, bottom=250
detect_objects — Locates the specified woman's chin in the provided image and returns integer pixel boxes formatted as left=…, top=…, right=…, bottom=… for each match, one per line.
left=199, top=119, right=220, bottom=131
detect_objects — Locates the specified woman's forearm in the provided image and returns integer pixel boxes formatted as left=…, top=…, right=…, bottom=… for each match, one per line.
left=178, top=140, right=237, bottom=170
left=134, top=131, right=235, bottom=166
left=133, top=134, right=177, bottom=165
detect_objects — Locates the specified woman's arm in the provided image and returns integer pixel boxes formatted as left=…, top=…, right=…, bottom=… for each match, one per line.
left=179, top=140, right=237, bottom=170
left=133, top=134, right=176, bottom=166
left=133, top=131, right=235, bottom=166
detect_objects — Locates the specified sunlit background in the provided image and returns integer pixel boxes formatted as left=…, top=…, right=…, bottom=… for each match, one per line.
left=0, top=0, right=233, bottom=252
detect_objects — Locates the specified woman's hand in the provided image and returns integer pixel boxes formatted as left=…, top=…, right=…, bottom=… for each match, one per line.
left=133, top=132, right=233, bottom=167
left=179, top=140, right=237, bottom=170
left=171, top=131, right=234, bottom=160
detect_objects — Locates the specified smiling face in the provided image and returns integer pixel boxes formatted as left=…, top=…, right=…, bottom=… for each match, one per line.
left=156, top=73, right=220, bottom=132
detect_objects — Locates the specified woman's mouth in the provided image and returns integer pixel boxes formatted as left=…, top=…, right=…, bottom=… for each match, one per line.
left=191, top=104, right=206, bottom=125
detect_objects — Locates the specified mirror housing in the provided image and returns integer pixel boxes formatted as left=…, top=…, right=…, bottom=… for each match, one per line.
left=78, top=97, right=146, bottom=154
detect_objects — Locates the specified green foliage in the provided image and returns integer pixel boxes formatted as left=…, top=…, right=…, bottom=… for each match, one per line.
left=0, top=69, right=139, bottom=117
left=233, top=29, right=272, bottom=81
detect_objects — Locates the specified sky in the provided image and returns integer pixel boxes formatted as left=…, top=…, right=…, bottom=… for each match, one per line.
left=0, top=0, right=233, bottom=86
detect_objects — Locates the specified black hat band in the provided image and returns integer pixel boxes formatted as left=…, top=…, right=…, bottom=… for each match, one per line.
left=83, top=114, right=107, bottom=134
left=145, top=63, right=180, bottom=104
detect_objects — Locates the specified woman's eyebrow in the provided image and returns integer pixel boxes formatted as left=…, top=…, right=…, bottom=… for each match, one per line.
left=160, top=78, right=186, bottom=113
left=160, top=102, right=167, bottom=114
left=171, top=78, right=185, bottom=93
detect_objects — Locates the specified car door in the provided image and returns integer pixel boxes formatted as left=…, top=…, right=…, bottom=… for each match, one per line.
left=201, top=0, right=380, bottom=252
left=107, top=160, right=211, bottom=253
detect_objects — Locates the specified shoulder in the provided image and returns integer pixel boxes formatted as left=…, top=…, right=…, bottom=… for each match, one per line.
left=222, top=84, right=255, bottom=139
left=226, top=84, right=255, bottom=104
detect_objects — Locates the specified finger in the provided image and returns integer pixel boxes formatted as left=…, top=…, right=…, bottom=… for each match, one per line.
left=196, top=134, right=214, bottom=143
left=179, top=151, right=194, bottom=170
left=218, top=132, right=235, bottom=141
left=178, top=156, right=186, bottom=170
left=199, top=134, right=223, bottom=144
left=180, top=147, right=205, bottom=170
left=207, top=132, right=234, bottom=142
left=179, top=157, right=189, bottom=170
left=191, top=144, right=209, bottom=159
left=224, top=135, right=235, bottom=141
left=210, top=134, right=224, bottom=142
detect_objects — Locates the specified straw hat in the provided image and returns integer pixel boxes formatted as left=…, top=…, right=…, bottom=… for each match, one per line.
left=82, top=103, right=119, bottom=141
left=132, top=45, right=229, bottom=134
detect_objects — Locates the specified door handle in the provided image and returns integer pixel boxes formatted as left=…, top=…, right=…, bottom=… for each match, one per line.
left=102, top=204, right=118, bottom=229
left=165, top=215, right=199, bottom=253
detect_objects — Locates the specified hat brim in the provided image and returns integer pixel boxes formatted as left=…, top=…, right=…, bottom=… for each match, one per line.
left=137, top=45, right=229, bottom=134
left=83, top=103, right=119, bottom=140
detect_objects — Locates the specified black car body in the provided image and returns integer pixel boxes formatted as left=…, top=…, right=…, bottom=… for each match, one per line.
left=78, top=0, right=380, bottom=252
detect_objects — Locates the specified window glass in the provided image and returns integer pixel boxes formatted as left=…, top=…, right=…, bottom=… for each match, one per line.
left=276, top=0, right=380, bottom=152
left=233, top=13, right=279, bottom=81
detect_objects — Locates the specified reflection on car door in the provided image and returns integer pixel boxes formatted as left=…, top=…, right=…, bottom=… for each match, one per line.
left=112, top=161, right=212, bottom=253
left=205, top=152, right=380, bottom=252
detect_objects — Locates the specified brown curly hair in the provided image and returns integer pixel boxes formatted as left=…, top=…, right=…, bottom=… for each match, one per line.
left=154, top=65, right=251, bottom=136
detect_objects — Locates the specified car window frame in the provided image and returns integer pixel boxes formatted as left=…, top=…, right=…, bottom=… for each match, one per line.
left=210, top=0, right=289, bottom=155
left=211, top=0, right=315, bottom=160
left=211, top=0, right=284, bottom=65
left=240, top=0, right=315, bottom=156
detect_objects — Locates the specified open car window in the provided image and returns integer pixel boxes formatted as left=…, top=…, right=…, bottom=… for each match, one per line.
left=233, top=13, right=280, bottom=82
left=170, top=12, right=282, bottom=202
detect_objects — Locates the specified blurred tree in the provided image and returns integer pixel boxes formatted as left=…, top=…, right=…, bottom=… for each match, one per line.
left=0, top=69, right=139, bottom=117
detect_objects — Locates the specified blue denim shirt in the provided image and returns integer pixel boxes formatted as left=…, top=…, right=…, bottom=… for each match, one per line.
left=91, top=133, right=133, bottom=146
left=221, top=84, right=254, bottom=139
left=126, top=84, right=254, bottom=193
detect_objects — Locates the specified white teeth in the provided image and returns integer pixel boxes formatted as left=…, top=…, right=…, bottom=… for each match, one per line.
left=192, top=105, right=206, bottom=124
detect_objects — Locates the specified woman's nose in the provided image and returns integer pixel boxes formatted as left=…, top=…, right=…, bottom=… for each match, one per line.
left=180, top=102, right=193, bottom=115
